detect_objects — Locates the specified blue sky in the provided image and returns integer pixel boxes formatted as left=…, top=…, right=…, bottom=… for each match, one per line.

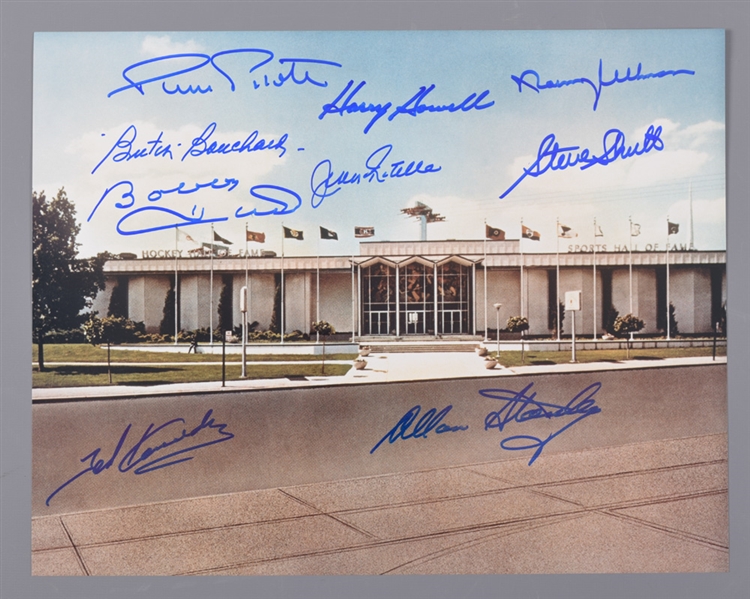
left=33, top=30, right=725, bottom=257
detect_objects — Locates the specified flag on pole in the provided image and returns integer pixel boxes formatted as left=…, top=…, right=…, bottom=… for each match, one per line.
left=246, top=230, right=266, bottom=243
left=668, top=221, right=680, bottom=235
left=214, top=230, right=233, bottom=245
left=630, top=223, right=641, bottom=236
left=176, top=227, right=199, bottom=245
left=485, top=224, right=505, bottom=240
left=283, top=226, right=304, bottom=240
left=522, top=225, right=541, bottom=241
left=595, top=224, right=604, bottom=237
left=557, top=224, right=577, bottom=238
left=354, top=226, right=374, bottom=238
left=320, top=226, right=338, bottom=240
left=202, top=242, right=230, bottom=256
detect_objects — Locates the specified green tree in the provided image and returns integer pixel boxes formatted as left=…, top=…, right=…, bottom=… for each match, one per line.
left=218, top=275, right=234, bottom=333
left=108, top=277, right=128, bottom=317
left=613, top=314, right=645, bottom=358
left=311, top=320, right=335, bottom=375
left=507, top=316, right=530, bottom=364
left=668, top=302, right=679, bottom=336
left=33, top=189, right=106, bottom=371
left=159, top=281, right=176, bottom=337
left=269, top=273, right=282, bottom=334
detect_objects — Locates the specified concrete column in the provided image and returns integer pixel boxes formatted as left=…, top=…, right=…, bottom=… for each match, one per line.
left=526, top=269, right=548, bottom=336
left=128, top=275, right=170, bottom=333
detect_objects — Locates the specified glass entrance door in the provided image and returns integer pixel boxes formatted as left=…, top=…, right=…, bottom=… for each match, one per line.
left=362, top=263, right=396, bottom=336
left=369, top=311, right=390, bottom=335
left=405, top=310, right=426, bottom=334
left=441, top=310, right=463, bottom=334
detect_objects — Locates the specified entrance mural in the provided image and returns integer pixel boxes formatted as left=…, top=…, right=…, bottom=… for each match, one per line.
left=362, top=259, right=473, bottom=336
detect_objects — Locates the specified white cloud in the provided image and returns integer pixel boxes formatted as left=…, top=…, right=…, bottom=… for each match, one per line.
left=140, top=35, right=205, bottom=57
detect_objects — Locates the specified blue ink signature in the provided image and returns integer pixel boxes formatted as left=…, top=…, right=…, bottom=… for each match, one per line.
left=87, top=178, right=302, bottom=236
left=91, top=123, right=288, bottom=175
left=370, top=405, right=469, bottom=454
left=91, top=124, right=174, bottom=175
left=181, top=122, right=288, bottom=160
left=46, top=409, right=234, bottom=506
left=87, top=180, right=230, bottom=235
left=147, top=177, right=240, bottom=202
left=499, top=124, right=664, bottom=198
left=108, top=49, right=342, bottom=97
left=511, top=59, right=695, bottom=111
left=319, top=80, right=494, bottom=134
left=310, top=144, right=442, bottom=208
left=235, top=185, right=302, bottom=217
left=482, top=382, right=602, bottom=465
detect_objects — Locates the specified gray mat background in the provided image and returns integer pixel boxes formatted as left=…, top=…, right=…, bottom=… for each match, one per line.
left=2, top=1, right=748, bottom=598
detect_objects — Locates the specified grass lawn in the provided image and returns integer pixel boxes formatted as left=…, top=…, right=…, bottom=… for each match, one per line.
left=492, top=346, right=726, bottom=367
left=32, top=363, right=352, bottom=388
left=32, top=343, right=358, bottom=363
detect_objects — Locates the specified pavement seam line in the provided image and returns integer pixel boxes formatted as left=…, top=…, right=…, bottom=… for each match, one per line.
left=278, top=489, right=380, bottom=540
left=313, top=459, right=725, bottom=518
left=181, top=514, right=586, bottom=576
left=600, top=506, right=728, bottom=551
left=59, top=517, right=90, bottom=576
left=380, top=513, right=589, bottom=574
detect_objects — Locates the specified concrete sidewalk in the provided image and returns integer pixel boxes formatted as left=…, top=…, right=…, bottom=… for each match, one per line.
left=31, top=352, right=727, bottom=401
left=32, top=432, right=728, bottom=575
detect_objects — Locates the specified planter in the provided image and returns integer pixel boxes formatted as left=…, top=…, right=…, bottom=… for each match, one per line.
left=496, top=332, right=522, bottom=340
left=353, top=359, right=367, bottom=370
left=484, top=359, right=498, bottom=369
left=358, top=348, right=371, bottom=357
left=475, top=346, right=489, bottom=357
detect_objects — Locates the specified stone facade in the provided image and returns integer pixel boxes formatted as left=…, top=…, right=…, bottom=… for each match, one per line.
left=98, top=241, right=726, bottom=337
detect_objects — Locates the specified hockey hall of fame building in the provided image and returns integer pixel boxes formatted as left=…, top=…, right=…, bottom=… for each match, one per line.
left=91, top=238, right=727, bottom=340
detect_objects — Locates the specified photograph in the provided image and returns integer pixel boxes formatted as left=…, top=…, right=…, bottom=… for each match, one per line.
left=30, top=29, right=728, bottom=575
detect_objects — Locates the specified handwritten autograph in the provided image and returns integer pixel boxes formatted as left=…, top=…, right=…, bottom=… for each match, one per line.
left=92, top=123, right=288, bottom=175
left=482, top=382, right=602, bottom=465
left=310, top=144, right=442, bottom=207
left=319, top=80, right=494, bottom=134
left=108, top=49, right=342, bottom=97
left=499, top=124, right=664, bottom=198
left=87, top=141, right=439, bottom=235
left=511, top=59, right=695, bottom=111
left=370, top=405, right=469, bottom=454
left=46, top=409, right=234, bottom=506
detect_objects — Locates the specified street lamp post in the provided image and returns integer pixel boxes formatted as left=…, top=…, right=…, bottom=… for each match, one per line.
left=493, top=303, right=502, bottom=358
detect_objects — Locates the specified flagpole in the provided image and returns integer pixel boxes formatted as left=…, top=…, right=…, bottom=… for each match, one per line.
left=316, top=233, right=320, bottom=343
left=689, top=181, right=694, bottom=251
left=593, top=218, right=597, bottom=340
left=666, top=216, right=671, bottom=341
left=483, top=219, right=488, bottom=341
left=245, top=222, right=249, bottom=347
left=556, top=217, right=561, bottom=341
left=628, top=216, right=633, bottom=315
left=174, top=227, right=179, bottom=345
left=520, top=218, right=525, bottom=319
left=281, top=223, right=285, bottom=345
left=351, top=251, right=355, bottom=342
left=210, top=223, right=214, bottom=346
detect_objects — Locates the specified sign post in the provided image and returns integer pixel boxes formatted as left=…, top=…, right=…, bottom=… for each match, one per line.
left=565, top=290, right=582, bottom=363
left=240, top=286, right=248, bottom=378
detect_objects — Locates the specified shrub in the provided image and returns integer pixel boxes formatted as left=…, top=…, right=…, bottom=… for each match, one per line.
left=506, top=316, right=529, bottom=333
left=311, top=320, right=335, bottom=337
left=612, top=314, right=645, bottom=338
left=44, top=328, right=87, bottom=344
left=668, top=302, right=679, bottom=336
left=83, top=315, right=147, bottom=345
left=603, top=305, right=619, bottom=335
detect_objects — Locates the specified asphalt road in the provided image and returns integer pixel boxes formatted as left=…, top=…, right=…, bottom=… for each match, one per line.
left=33, top=364, right=727, bottom=516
